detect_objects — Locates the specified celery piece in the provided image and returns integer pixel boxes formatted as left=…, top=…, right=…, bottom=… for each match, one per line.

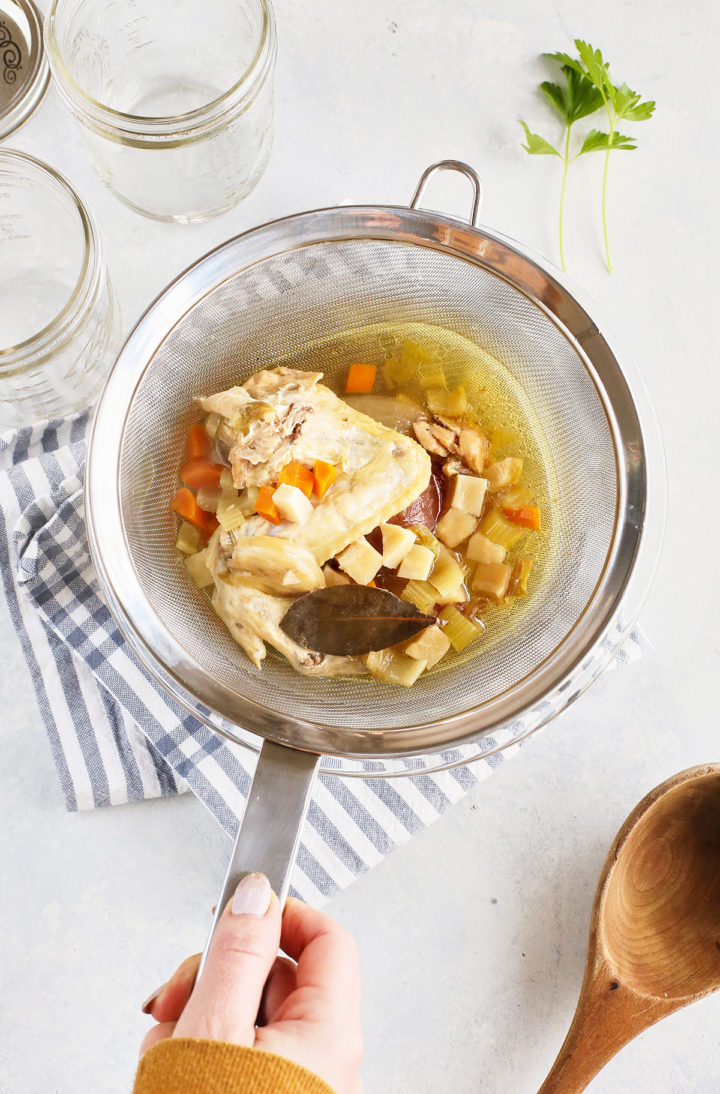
left=237, top=485, right=260, bottom=515
left=437, top=605, right=484, bottom=651
left=425, top=386, right=468, bottom=417
left=497, top=483, right=533, bottom=509
left=367, top=649, right=428, bottom=687
left=382, top=358, right=399, bottom=390
left=417, top=363, right=447, bottom=390
left=410, top=525, right=442, bottom=558
left=509, top=557, right=533, bottom=597
left=175, top=521, right=204, bottom=556
left=400, top=338, right=432, bottom=374
left=383, top=352, right=415, bottom=389
left=217, top=497, right=246, bottom=532
left=479, top=508, right=525, bottom=550
left=401, top=580, right=437, bottom=615
left=490, top=426, right=516, bottom=453
left=196, top=485, right=222, bottom=513
left=184, top=549, right=214, bottom=588
left=219, top=468, right=236, bottom=495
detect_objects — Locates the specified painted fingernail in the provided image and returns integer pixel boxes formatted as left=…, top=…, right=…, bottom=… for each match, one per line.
left=140, top=985, right=165, bottom=1014
left=232, top=872, right=271, bottom=917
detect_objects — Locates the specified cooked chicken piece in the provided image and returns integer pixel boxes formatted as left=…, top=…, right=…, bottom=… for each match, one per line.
left=200, top=367, right=431, bottom=676
left=203, top=368, right=431, bottom=564
left=212, top=572, right=366, bottom=676
left=412, top=419, right=460, bottom=458
left=229, top=536, right=324, bottom=595
left=414, top=410, right=490, bottom=480
left=442, top=456, right=465, bottom=478
left=412, top=420, right=447, bottom=457
left=201, top=369, right=322, bottom=479
left=457, top=421, right=490, bottom=474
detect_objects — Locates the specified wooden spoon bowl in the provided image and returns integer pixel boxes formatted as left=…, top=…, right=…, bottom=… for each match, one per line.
left=539, top=764, right=720, bottom=1093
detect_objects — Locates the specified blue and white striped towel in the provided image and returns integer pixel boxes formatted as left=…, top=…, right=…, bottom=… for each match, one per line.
left=0, top=412, right=650, bottom=904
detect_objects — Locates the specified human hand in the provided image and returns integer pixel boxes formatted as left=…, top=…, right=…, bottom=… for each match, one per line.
left=140, top=873, right=363, bottom=1094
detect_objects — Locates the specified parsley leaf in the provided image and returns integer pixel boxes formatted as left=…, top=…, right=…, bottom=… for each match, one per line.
left=519, top=121, right=562, bottom=157
left=580, top=129, right=638, bottom=154
left=540, top=66, right=603, bottom=124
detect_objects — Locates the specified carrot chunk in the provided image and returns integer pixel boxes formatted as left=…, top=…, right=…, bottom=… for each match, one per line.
left=181, top=458, right=224, bottom=490
left=344, top=363, right=377, bottom=394
left=313, top=459, right=337, bottom=499
left=187, top=423, right=211, bottom=460
left=255, top=484, right=283, bottom=525
left=502, top=505, right=541, bottom=531
left=172, top=487, right=218, bottom=538
left=279, top=460, right=314, bottom=498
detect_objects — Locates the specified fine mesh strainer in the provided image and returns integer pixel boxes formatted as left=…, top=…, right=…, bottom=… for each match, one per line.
left=86, top=161, right=664, bottom=937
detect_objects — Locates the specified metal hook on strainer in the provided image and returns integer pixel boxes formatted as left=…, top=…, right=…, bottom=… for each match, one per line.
left=410, top=158, right=483, bottom=226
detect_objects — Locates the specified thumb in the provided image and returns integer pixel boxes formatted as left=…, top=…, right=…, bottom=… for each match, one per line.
left=174, top=872, right=281, bottom=1045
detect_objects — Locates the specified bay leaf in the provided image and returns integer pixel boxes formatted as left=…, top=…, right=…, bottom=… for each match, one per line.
left=280, top=585, right=434, bottom=656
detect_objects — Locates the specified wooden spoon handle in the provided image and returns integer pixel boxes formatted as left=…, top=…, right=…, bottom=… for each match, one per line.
left=537, top=959, right=675, bottom=1094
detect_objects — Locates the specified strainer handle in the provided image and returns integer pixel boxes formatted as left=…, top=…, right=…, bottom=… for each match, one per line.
left=409, top=159, right=483, bottom=226
left=197, top=740, right=320, bottom=978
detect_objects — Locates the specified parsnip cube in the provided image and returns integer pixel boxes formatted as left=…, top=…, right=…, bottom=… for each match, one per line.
left=322, top=564, right=353, bottom=588
left=336, top=538, right=383, bottom=585
left=425, top=386, right=468, bottom=417
left=184, top=549, right=214, bottom=588
left=176, top=520, right=204, bottom=556
left=471, top=561, right=512, bottom=601
left=435, top=507, right=477, bottom=548
left=404, top=625, right=452, bottom=669
left=466, top=532, right=507, bottom=565
left=380, top=523, right=416, bottom=569
left=272, top=483, right=313, bottom=523
left=428, top=550, right=465, bottom=598
left=397, top=544, right=434, bottom=581
left=448, top=474, right=488, bottom=516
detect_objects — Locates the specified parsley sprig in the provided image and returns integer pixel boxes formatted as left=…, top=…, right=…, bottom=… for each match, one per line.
left=520, top=40, right=655, bottom=273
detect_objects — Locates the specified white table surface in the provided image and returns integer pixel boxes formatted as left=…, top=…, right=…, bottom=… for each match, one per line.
left=3, top=0, right=720, bottom=1091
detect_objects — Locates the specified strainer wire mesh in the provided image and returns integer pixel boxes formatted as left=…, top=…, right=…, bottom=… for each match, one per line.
left=119, top=238, right=617, bottom=733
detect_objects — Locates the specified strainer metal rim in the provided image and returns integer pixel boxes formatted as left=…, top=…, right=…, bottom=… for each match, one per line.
left=86, top=201, right=665, bottom=763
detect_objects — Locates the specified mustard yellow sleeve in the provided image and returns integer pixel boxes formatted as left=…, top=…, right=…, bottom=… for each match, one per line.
left=133, top=1038, right=336, bottom=1094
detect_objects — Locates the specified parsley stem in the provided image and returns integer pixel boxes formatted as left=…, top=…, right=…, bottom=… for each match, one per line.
left=559, top=123, right=572, bottom=272
left=601, top=105, right=615, bottom=274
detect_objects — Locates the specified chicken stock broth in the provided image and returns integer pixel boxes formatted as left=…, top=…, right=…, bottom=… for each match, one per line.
left=171, top=320, right=559, bottom=685
left=268, top=320, right=557, bottom=663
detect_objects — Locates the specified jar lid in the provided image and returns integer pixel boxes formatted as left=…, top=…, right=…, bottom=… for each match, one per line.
left=0, top=0, right=49, bottom=140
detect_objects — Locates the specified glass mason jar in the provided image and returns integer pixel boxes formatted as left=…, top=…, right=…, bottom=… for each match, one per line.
left=0, top=149, right=120, bottom=427
left=45, top=0, right=277, bottom=223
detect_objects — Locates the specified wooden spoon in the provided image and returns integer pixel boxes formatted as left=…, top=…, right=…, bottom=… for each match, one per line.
left=538, top=763, right=720, bottom=1094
